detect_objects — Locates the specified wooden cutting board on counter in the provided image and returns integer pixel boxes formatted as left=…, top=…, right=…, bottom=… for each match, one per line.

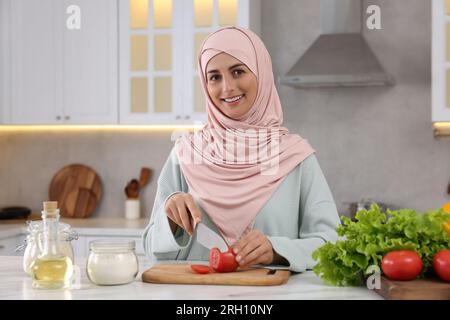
left=142, top=264, right=290, bottom=286
left=49, top=164, right=102, bottom=218
left=374, top=276, right=450, bottom=300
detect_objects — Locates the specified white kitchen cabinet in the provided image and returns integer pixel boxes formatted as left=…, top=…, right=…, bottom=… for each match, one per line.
left=1, top=0, right=261, bottom=126
left=0, top=0, right=9, bottom=124
left=432, top=0, right=450, bottom=128
left=9, top=0, right=60, bottom=124
left=3, top=0, right=118, bottom=124
left=118, top=0, right=261, bottom=125
left=61, top=0, right=118, bottom=124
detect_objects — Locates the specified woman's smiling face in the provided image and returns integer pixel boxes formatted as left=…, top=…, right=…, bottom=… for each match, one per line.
left=205, top=53, right=258, bottom=120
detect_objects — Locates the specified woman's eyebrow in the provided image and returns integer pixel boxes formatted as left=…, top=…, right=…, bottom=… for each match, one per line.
left=207, top=63, right=245, bottom=74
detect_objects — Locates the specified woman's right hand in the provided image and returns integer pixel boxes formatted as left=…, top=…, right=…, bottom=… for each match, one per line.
left=164, top=192, right=202, bottom=236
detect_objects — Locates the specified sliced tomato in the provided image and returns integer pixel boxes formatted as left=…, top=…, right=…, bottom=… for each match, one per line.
left=209, top=247, right=238, bottom=273
left=209, top=248, right=221, bottom=270
left=190, top=264, right=211, bottom=274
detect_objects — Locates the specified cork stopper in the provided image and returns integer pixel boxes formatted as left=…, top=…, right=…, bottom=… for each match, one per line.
left=42, top=201, right=58, bottom=218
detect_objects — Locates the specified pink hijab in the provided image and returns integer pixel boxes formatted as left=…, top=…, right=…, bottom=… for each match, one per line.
left=174, top=26, right=315, bottom=245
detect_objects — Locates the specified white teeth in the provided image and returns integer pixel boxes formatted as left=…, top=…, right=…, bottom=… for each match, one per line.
left=223, top=95, right=243, bottom=103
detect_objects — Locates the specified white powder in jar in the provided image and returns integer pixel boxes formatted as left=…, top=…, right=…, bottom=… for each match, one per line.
left=87, top=251, right=138, bottom=285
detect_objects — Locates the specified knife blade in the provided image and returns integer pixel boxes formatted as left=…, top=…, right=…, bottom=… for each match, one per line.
left=196, top=222, right=228, bottom=253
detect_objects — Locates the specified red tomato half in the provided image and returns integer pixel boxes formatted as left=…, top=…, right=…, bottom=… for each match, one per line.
left=190, top=264, right=211, bottom=274
left=433, top=250, right=450, bottom=282
left=381, top=250, right=423, bottom=281
left=209, top=247, right=238, bottom=273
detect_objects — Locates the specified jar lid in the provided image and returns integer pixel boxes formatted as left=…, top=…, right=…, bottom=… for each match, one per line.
left=89, top=240, right=135, bottom=252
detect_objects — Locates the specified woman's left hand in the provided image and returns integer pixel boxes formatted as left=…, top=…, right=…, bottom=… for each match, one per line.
left=232, top=229, right=274, bottom=268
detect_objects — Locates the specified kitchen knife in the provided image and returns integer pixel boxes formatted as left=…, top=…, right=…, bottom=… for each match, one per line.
left=195, top=223, right=290, bottom=270
left=196, top=222, right=228, bottom=253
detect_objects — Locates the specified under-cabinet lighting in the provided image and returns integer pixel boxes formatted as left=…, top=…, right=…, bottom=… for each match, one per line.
left=432, top=122, right=450, bottom=137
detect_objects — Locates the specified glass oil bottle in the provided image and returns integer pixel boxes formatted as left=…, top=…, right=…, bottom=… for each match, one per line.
left=30, top=201, right=74, bottom=289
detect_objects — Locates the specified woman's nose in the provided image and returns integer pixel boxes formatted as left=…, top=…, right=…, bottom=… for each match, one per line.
left=222, top=75, right=237, bottom=93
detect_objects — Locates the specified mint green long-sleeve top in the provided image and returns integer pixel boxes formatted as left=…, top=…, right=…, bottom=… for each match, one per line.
left=142, top=147, right=341, bottom=272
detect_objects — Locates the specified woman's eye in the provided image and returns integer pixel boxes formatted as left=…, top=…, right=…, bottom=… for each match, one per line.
left=208, top=69, right=244, bottom=82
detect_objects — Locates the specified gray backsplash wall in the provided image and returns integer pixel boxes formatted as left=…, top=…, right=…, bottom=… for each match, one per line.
left=262, top=0, right=450, bottom=214
left=1, top=0, right=449, bottom=219
left=0, top=130, right=176, bottom=218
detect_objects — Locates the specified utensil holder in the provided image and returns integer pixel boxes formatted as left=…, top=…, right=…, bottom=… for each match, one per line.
left=125, top=198, right=140, bottom=220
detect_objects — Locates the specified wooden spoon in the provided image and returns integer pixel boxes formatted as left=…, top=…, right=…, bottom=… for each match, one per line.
left=139, top=167, right=151, bottom=189
left=126, top=179, right=140, bottom=199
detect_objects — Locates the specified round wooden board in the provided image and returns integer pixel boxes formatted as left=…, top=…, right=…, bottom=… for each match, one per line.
left=49, top=164, right=102, bottom=218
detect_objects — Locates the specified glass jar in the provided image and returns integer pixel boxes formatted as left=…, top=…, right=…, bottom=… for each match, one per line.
left=16, top=220, right=78, bottom=276
left=86, top=240, right=139, bottom=286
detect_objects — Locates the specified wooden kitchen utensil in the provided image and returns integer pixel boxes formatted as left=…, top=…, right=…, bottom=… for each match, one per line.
left=142, top=264, right=290, bottom=286
left=125, top=179, right=140, bottom=199
left=374, top=275, right=450, bottom=300
left=139, top=167, right=151, bottom=189
left=49, top=164, right=102, bottom=218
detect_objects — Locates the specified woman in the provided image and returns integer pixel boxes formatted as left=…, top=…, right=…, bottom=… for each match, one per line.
left=142, top=26, right=340, bottom=272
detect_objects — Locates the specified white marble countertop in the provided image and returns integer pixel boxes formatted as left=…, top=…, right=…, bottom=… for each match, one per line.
left=0, top=225, right=24, bottom=239
left=0, top=256, right=383, bottom=300
left=0, top=217, right=149, bottom=239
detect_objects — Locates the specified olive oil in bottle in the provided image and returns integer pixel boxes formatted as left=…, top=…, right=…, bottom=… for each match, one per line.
left=30, top=201, right=74, bottom=289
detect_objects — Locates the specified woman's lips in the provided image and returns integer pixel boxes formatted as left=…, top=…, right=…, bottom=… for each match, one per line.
left=222, top=94, right=245, bottom=106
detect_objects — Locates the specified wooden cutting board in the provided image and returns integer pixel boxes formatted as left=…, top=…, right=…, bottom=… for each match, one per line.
left=374, top=276, right=450, bottom=300
left=49, top=164, right=102, bottom=218
left=142, top=264, right=290, bottom=286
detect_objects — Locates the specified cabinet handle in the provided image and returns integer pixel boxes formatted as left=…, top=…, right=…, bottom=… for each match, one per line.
left=64, top=115, right=71, bottom=120
left=56, top=116, right=61, bottom=120
left=175, top=115, right=181, bottom=120
left=0, top=245, right=5, bottom=249
left=184, top=115, right=190, bottom=120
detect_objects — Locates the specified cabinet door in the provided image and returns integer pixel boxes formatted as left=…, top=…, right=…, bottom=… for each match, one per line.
left=10, top=0, right=63, bottom=124
left=62, top=0, right=118, bottom=124
left=8, top=0, right=118, bottom=125
left=183, top=0, right=250, bottom=125
left=0, top=0, right=9, bottom=124
left=433, top=0, right=450, bottom=122
left=119, top=0, right=185, bottom=125
left=119, top=0, right=259, bottom=125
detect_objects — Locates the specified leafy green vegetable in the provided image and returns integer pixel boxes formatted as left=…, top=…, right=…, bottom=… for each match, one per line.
left=312, top=203, right=450, bottom=286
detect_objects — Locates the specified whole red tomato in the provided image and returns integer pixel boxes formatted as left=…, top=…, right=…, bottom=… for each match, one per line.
left=433, top=249, right=450, bottom=282
left=209, top=247, right=238, bottom=273
left=381, top=250, right=423, bottom=281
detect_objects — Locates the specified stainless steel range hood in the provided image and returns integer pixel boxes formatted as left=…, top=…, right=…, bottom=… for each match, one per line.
left=280, top=0, right=395, bottom=88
